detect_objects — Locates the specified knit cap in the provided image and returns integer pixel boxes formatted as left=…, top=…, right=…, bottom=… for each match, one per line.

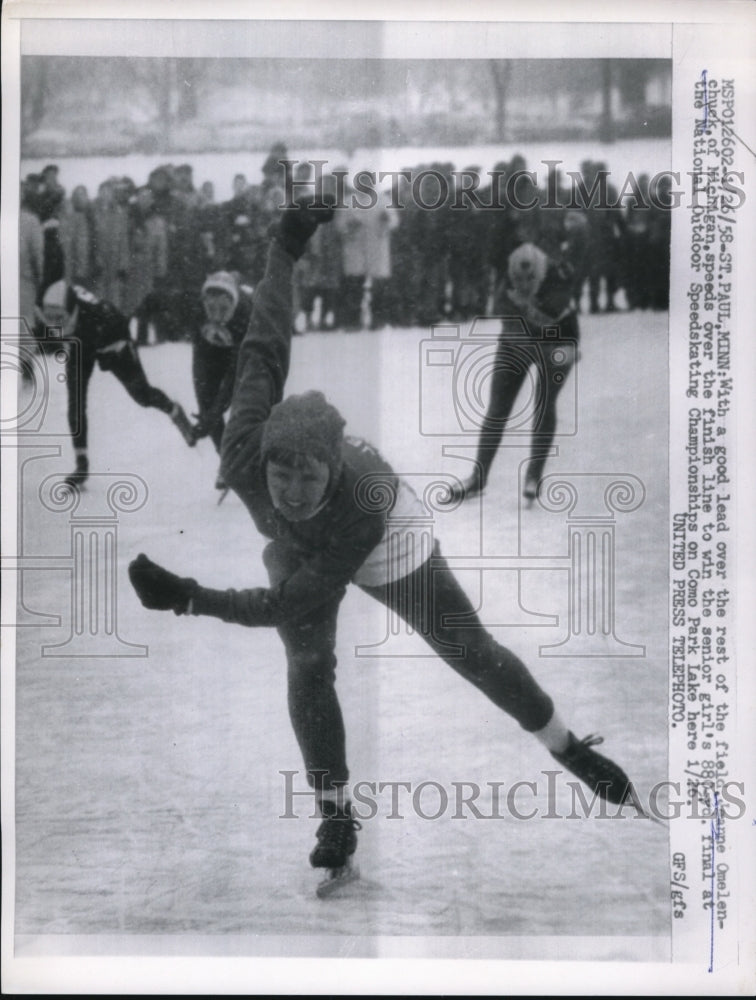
left=42, top=280, right=67, bottom=311
left=261, top=391, right=346, bottom=483
left=507, top=243, right=548, bottom=292
left=201, top=272, right=239, bottom=312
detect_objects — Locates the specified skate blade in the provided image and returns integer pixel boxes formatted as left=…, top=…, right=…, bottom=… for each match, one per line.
left=316, top=861, right=360, bottom=899
left=62, top=479, right=87, bottom=494
left=216, top=488, right=230, bottom=506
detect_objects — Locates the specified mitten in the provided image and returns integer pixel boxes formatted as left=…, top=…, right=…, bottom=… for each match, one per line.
left=190, top=412, right=213, bottom=441
left=273, top=196, right=335, bottom=260
left=128, top=553, right=198, bottom=614
left=537, top=260, right=575, bottom=320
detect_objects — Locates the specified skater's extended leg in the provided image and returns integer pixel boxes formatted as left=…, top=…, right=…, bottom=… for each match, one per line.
left=106, top=341, right=196, bottom=445
left=64, top=341, right=95, bottom=487
left=363, top=551, right=554, bottom=732
left=362, top=551, right=632, bottom=803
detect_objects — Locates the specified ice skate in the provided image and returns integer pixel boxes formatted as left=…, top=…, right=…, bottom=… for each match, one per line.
left=63, top=453, right=89, bottom=492
left=523, top=473, right=540, bottom=507
left=551, top=732, right=633, bottom=804
left=315, top=857, right=360, bottom=899
left=170, top=403, right=197, bottom=446
left=215, top=468, right=230, bottom=505
left=443, top=472, right=485, bottom=505
left=310, top=802, right=361, bottom=897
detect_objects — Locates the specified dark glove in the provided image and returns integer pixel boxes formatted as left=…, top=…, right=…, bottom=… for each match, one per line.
left=190, top=412, right=213, bottom=441
left=273, top=195, right=335, bottom=261
left=128, top=553, right=198, bottom=614
left=537, top=260, right=575, bottom=319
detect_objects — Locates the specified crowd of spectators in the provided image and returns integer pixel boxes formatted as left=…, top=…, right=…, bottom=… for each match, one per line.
left=20, top=144, right=671, bottom=343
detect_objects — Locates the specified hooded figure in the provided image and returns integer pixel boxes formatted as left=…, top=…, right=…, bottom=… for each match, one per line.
left=190, top=271, right=254, bottom=467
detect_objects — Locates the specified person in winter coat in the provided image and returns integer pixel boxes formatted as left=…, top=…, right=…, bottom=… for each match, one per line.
left=60, top=185, right=96, bottom=288
left=128, top=200, right=633, bottom=881
left=335, top=187, right=397, bottom=330
left=190, top=271, right=254, bottom=490
left=37, top=165, right=66, bottom=292
left=125, top=186, right=169, bottom=345
left=19, top=182, right=44, bottom=339
left=220, top=174, right=267, bottom=288
left=92, top=179, right=130, bottom=311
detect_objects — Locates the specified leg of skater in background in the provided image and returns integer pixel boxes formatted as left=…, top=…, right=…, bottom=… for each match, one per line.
left=101, top=340, right=196, bottom=446
left=64, top=339, right=96, bottom=488
left=191, top=336, right=233, bottom=496
left=522, top=313, right=578, bottom=504
left=445, top=341, right=529, bottom=503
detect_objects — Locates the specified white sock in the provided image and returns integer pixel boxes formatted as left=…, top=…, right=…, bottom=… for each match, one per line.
left=318, top=786, right=350, bottom=811
left=533, top=712, right=571, bottom=754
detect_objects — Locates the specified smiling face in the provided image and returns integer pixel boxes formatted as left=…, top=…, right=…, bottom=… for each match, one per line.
left=266, top=455, right=331, bottom=522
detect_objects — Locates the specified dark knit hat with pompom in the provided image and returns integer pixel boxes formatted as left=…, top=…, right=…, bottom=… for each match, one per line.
left=261, top=391, right=346, bottom=482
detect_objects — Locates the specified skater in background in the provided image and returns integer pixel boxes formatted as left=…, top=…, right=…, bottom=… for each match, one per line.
left=36, top=279, right=196, bottom=489
left=129, top=200, right=633, bottom=880
left=189, top=271, right=253, bottom=493
left=446, top=242, right=579, bottom=506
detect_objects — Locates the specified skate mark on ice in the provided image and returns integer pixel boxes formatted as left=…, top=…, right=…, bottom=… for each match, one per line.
left=314, top=863, right=383, bottom=900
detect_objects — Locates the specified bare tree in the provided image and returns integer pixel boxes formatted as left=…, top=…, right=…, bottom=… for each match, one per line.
left=176, top=57, right=203, bottom=122
left=489, top=60, right=512, bottom=142
left=21, top=59, right=49, bottom=137
left=600, top=59, right=614, bottom=142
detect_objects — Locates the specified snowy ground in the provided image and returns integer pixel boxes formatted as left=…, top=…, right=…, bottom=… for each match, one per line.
left=12, top=306, right=670, bottom=959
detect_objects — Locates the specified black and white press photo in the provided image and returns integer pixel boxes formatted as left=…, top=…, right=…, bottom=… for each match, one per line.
left=1, top=1, right=754, bottom=995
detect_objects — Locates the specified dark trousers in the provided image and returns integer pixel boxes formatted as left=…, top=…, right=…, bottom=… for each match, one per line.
left=192, top=341, right=233, bottom=452
left=474, top=320, right=578, bottom=489
left=265, top=540, right=554, bottom=792
left=66, top=340, right=174, bottom=450
left=339, top=275, right=365, bottom=330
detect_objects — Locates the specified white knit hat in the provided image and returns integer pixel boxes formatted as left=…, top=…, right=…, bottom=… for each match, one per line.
left=507, top=243, right=548, bottom=291
left=42, top=280, right=67, bottom=310
left=201, top=272, right=239, bottom=311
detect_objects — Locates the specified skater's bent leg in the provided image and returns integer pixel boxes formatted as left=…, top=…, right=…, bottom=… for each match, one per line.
left=278, top=611, right=349, bottom=791
left=110, top=344, right=174, bottom=413
left=66, top=345, right=95, bottom=450
left=527, top=331, right=577, bottom=486
left=264, top=541, right=349, bottom=791
left=472, top=356, right=528, bottom=487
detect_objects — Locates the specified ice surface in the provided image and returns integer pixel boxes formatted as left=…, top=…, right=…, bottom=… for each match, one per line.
left=13, top=309, right=670, bottom=957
